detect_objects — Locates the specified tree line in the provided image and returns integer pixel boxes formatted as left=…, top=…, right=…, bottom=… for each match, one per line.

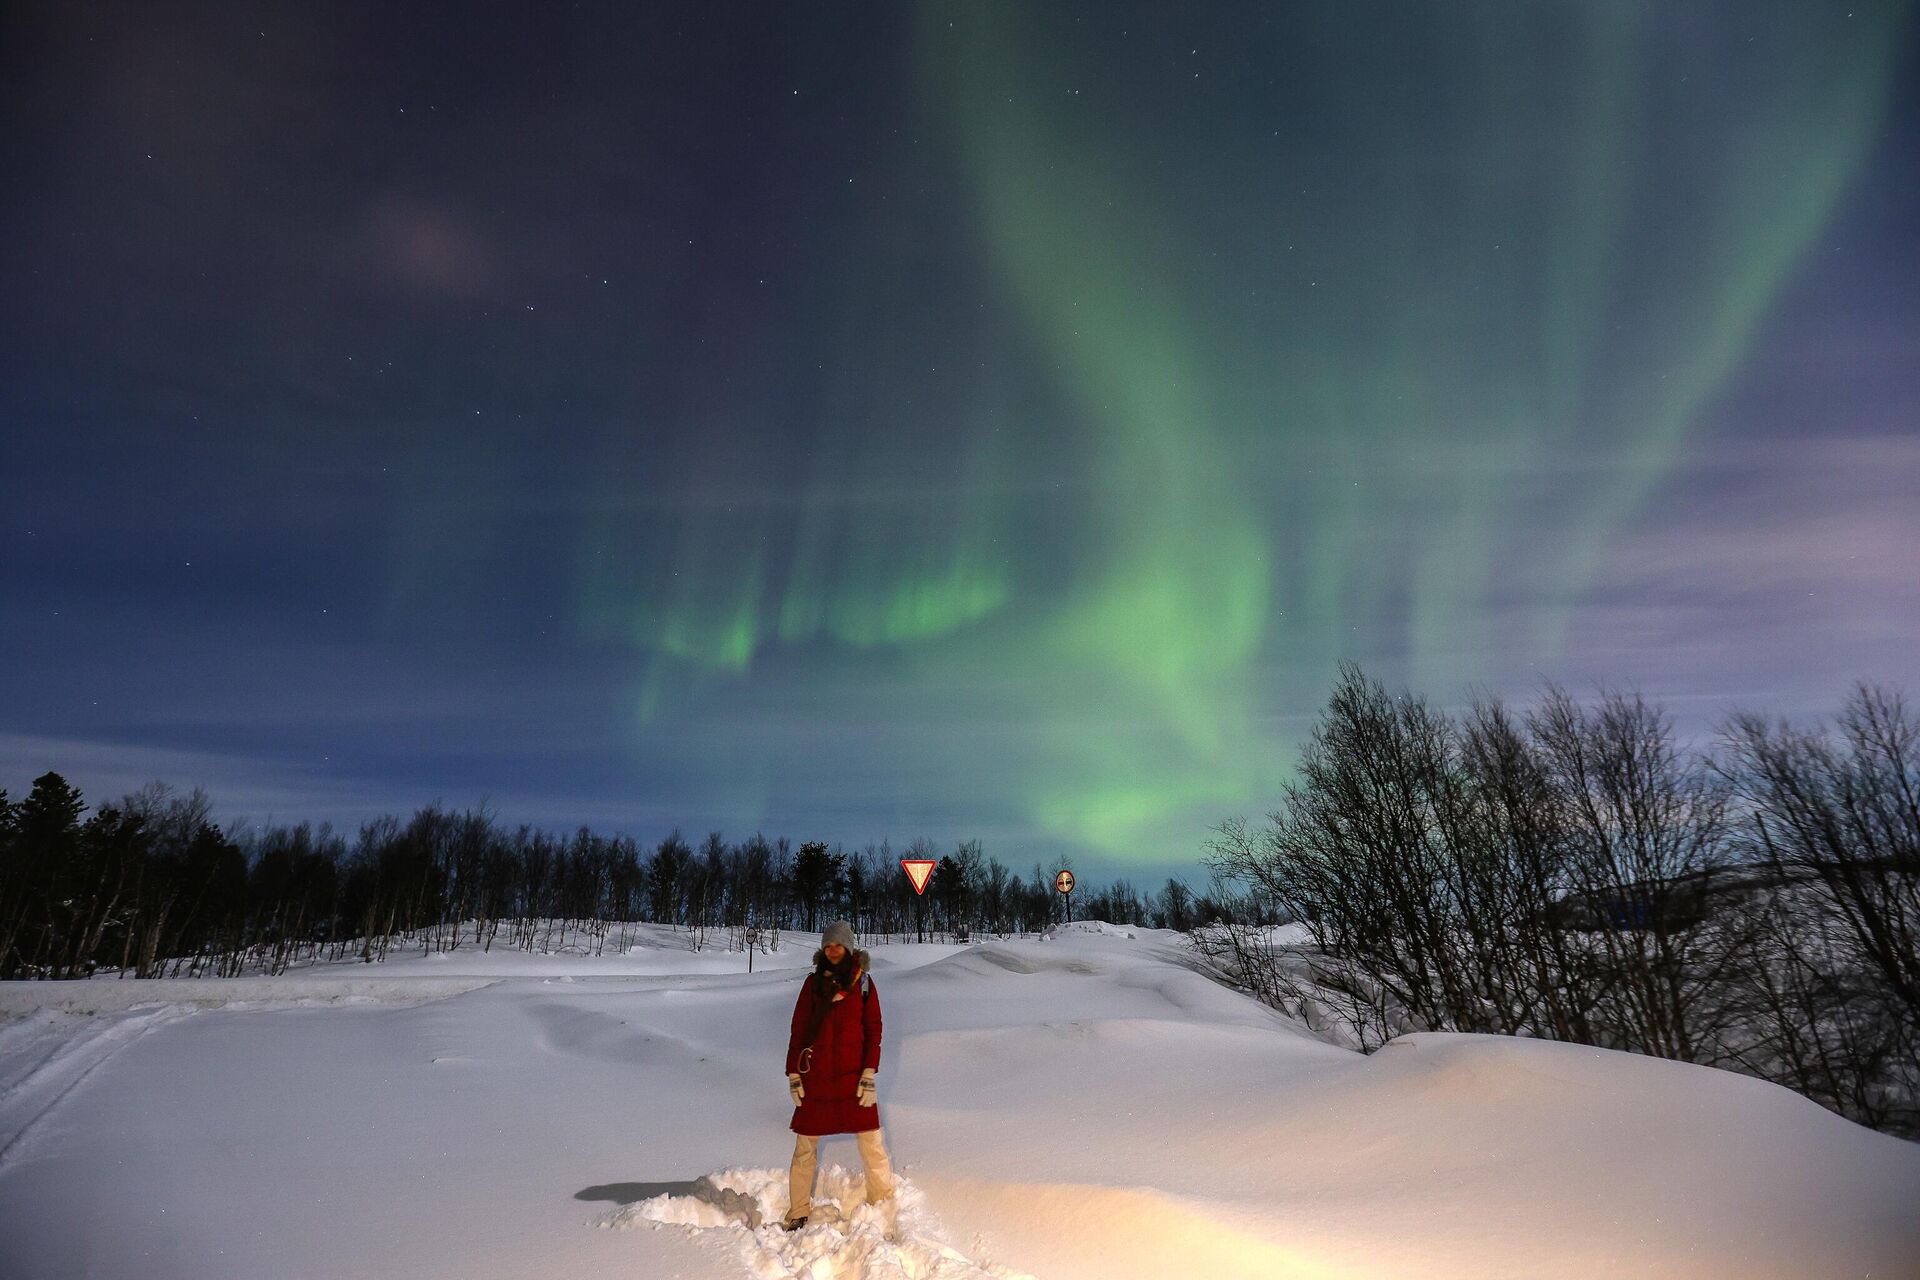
left=1203, top=665, right=1919, bottom=1136
left=13, top=665, right=1902, bottom=1134
left=0, top=778, right=1212, bottom=982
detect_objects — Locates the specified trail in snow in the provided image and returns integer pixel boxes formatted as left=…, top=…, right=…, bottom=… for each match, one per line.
left=0, top=974, right=499, bottom=1018
left=605, top=1166, right=1033, bottom=1280
left=0, top=1003, right=194, bottom=1169
left=0, top=974, right=502, bottom=1174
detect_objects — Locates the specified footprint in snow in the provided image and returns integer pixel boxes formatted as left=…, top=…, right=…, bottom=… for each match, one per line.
left=601, top=1165, right=1030, bottom=1280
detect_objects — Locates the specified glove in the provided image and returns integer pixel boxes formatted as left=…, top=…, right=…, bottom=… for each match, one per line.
left=788, top=1074, right=804, bottom=1105
left=856, top=1069, right=876, bottom=1107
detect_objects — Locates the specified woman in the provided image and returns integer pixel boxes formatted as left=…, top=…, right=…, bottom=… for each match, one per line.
left=783, top=920, right=894, bottom=1230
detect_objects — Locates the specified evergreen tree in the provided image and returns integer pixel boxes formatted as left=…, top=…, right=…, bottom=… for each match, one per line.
left=648, top=831, right=691, bottom=924
left=789, top=840, right=844, bottom=932
left=931, top=854, right=970, bottom=937
left=1, top=773, right=87, bottom=975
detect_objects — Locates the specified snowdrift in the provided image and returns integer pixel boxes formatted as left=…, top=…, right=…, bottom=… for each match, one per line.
left=0, top=924, right=1914, bottom=1279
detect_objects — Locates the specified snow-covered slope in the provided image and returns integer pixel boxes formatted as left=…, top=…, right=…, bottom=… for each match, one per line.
left=1, top=923, right=1915, bottom=1279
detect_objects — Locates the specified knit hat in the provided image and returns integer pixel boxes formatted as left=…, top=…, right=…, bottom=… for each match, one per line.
left=821, top=920, right=856, bottom=950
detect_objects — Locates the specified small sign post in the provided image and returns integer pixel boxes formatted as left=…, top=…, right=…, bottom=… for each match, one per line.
left=1054, top=869, right=1076, bottom=924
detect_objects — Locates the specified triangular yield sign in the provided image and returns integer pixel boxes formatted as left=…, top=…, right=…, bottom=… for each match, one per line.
left=900, top=859, right=937, bottom=895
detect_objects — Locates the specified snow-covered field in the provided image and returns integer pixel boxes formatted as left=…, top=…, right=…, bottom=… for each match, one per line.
left=1, top=921, right=1916, bottom=1279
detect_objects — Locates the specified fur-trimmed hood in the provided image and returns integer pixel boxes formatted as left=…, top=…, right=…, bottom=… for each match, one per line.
left=811, top=948, right=872, bottom=985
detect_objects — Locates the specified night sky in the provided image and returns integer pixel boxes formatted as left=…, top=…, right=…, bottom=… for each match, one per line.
left=4, top=2, right=1917, bottom=878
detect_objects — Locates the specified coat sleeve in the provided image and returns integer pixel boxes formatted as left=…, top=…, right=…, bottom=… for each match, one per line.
left=861, top=979, right=883, bottom=1072
left=786, top=978, right=812, bottom=1075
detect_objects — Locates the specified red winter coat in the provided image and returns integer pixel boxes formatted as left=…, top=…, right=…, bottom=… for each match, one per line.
left=785, top=950, right=883, bottom=1136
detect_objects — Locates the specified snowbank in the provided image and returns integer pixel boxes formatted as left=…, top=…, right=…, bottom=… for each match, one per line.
left=1, top=923, right=1914, bottom=1279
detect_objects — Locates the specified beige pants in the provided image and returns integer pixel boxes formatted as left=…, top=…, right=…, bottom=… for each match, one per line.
left=788, top=1128, right=895, bottom=1217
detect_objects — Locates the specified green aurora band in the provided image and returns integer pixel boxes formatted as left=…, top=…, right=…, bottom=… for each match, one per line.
left=577, top=3, right=1910, bottom=862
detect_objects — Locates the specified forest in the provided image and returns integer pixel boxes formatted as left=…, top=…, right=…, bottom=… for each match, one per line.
left=0, top=773, right=1194, bottom=981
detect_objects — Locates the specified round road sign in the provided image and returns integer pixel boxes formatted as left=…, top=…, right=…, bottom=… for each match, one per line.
left=1054, top=869, right=1076, bottom=895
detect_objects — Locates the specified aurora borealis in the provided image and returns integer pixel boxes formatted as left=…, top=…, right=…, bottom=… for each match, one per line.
left=4, top=3, right=1917, bottom=875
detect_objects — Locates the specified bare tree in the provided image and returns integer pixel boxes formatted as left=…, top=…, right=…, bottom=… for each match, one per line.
left=1530, top=687, right=1740, bottom=1062
left=1719, top=686, right=1920, bottom=1133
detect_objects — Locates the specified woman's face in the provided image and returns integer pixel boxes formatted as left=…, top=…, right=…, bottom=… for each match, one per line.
left=823, top=942, right=847, bottom=964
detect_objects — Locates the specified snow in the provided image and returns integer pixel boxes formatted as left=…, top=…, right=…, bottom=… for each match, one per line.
left=1, top=923, right=1916, bottom=1279
left=605, top=1166, right=1028, bottom=1279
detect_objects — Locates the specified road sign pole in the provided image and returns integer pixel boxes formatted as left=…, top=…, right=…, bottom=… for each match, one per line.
left=1053, top=869, right=1076, bottom=926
